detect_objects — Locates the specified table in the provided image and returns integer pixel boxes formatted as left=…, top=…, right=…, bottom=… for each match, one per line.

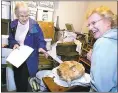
left=42, top=77, right=90, bottom=92
left=42, top=77, right=69, bottom=92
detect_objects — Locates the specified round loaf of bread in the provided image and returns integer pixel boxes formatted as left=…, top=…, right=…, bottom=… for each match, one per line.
left=57, top=61, right=85, bottom=82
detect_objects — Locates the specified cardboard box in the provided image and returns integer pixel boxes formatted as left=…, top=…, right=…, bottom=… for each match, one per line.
left=37, top=21, right=55, bottom=40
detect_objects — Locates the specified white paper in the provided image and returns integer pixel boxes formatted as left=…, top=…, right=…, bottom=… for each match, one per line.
left=2, top=48, right=13, bottom=64
left=6, top=45, right=34, bottom=68
left=62, top=31, right=77, bottom=42
left=47, top=41, right=63, bottom=64
left=74, top=39, right=82, bottom=55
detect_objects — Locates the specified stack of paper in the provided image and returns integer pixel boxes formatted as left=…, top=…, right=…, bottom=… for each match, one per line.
left=6, top=45, right=34, bottom=68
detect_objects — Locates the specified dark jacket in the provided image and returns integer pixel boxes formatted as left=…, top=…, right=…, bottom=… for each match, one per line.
left=8, top=18, right=46, bottom=77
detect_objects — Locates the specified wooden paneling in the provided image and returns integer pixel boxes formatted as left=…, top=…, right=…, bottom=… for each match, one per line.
left=38, top=54, right=53, bottom=70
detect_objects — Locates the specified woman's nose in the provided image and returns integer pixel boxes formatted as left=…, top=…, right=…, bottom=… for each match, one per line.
left=22, top=17, right=26, bottom=20
left=22, top=17, right=28, bottom=22
left=88, top=24, right=94, bottom=31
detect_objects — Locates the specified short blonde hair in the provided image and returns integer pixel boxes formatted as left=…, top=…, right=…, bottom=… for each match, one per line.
left=15, top=1, right=29, bottom=17
left=86, top=6, right=117, bottom=28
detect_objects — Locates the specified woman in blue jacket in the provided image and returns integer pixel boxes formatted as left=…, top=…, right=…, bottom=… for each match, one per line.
left=8, top=2, right=48, bottom=92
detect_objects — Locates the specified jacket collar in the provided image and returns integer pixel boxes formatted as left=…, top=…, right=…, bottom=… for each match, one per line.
left=10, top=19, right=18, bottom=28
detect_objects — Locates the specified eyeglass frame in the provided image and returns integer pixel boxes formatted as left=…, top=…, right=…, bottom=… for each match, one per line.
left=87, top=19, right=103, bottom=27
left=18, top=14, right=29, bottom=18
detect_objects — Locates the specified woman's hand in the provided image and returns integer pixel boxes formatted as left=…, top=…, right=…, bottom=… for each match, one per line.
left=13, top=44, right=20, bottom=50
left=2, top=44, right=7, bottom=48
left=38, top=48, right=49, bottom=59
left=87, top=49, right=92, bottom=61
left=43, top=52, right=49, bottom=59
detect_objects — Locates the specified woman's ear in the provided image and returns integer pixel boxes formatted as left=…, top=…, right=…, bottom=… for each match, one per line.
left=107, top=21, right=112, bottom=28
left=105, top=19, right=112, bottom=28
left=15, top=10, right=18, bottom=18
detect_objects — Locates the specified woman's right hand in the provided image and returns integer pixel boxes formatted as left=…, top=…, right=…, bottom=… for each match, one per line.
left=13, top=44, right=20, bottom=50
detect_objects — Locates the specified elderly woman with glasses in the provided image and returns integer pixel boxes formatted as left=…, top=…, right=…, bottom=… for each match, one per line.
left=86, top=6, right=117, bottom=92
left=8, top=2, right=48, bottom=92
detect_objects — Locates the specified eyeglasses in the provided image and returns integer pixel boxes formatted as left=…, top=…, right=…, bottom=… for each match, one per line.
left=18, top=15, right=29, bottom=18
left=87, top=19, right=103, bottom=27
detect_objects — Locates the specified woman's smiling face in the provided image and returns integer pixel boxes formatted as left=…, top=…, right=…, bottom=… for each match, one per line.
left=17, top=7, right=29, bottom=25
left=87, top=13, right=111, bottom=39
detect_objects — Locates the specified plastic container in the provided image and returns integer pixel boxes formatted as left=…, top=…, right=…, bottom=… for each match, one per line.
left=44, top=38, right=52, bottom=50
left=2, top=1, right=11, bottom=19
left=2, top=35, right=9, bottom=45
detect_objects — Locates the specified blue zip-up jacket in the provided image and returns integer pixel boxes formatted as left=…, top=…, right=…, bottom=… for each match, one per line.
left=90, top=28, right=117, bottom=92
left=8, top=18, right=46, bottom=77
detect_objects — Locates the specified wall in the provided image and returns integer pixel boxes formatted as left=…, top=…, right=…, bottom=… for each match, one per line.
left=87, top=1, right=117, bottom=14
left=82, top=1, right=117, bottom=33
left=8, top=1, right=117, bottom=33
left=54, top=1, right=89, bottom=32
left=54, top=1, right=117, bottom=33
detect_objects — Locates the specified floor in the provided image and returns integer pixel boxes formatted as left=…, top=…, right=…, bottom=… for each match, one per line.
left=1, top=85, right=8, bottom=92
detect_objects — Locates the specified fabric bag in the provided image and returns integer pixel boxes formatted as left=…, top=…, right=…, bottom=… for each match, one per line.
left=6, top=63, right=16, bottom=91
